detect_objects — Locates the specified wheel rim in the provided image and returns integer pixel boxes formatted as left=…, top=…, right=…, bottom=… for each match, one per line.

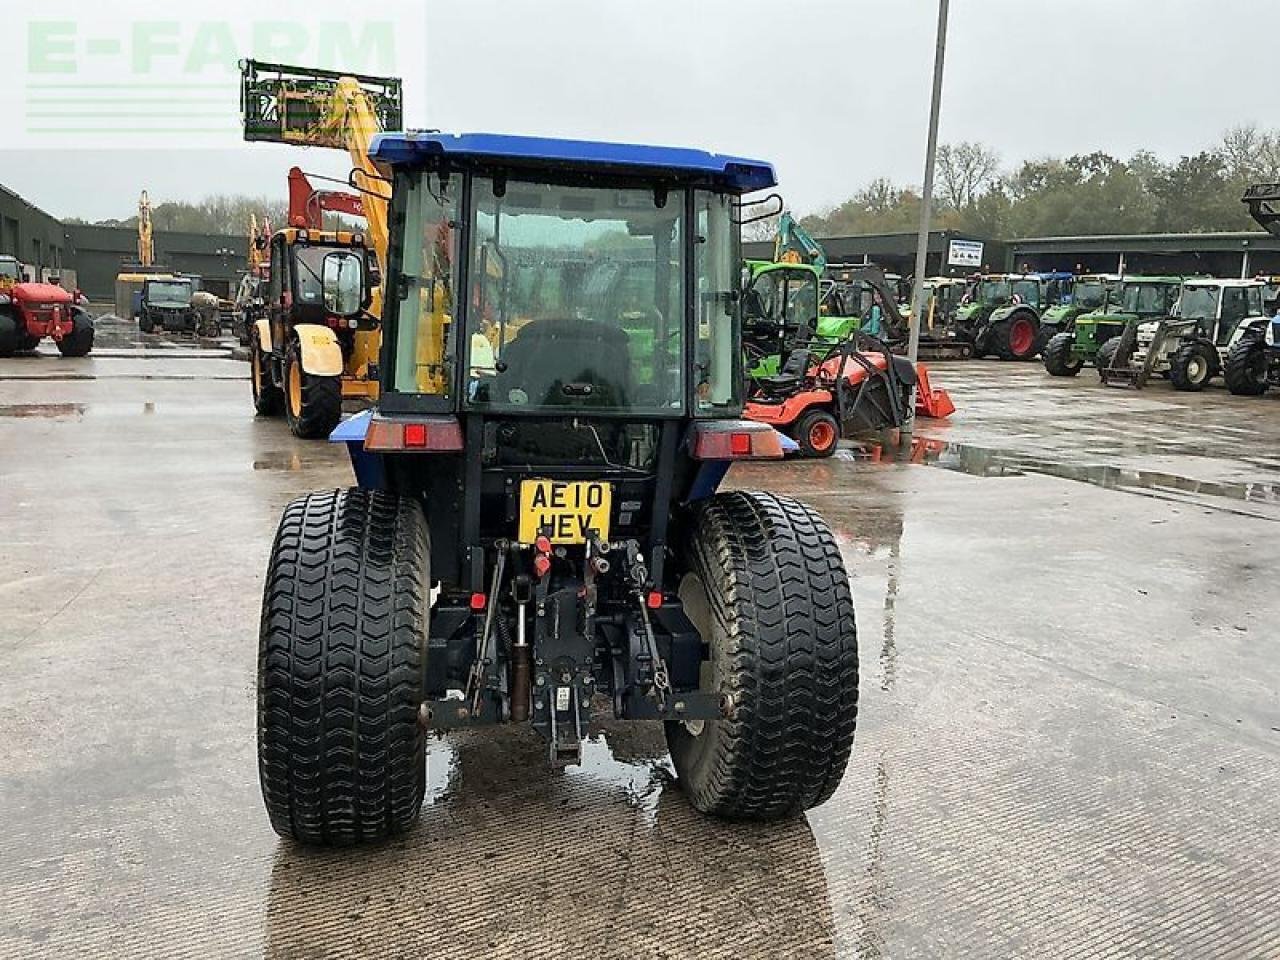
left=809, top=419, right=837, bottom=452
left=1010, top=318, right=1035, bottom=356
left=287, top=359, right=303, bottom=417
left=251, top=345, right=262, bottom=396
left=1187, top=355, right=1207, bottom=383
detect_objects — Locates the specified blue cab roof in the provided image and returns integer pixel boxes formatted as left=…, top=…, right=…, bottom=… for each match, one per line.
left=369, top=132, right=777, bottom=194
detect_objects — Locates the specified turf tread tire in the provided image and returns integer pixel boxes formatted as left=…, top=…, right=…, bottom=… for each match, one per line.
left=257, top=488, right=429, bottom=846
left=666, top=491, right=858, bottom=820
left=1224, top=338, right=1268, bottom=396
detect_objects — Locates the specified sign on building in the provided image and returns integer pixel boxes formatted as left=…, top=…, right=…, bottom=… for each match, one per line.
left=947, top=239, right=985, bottom=269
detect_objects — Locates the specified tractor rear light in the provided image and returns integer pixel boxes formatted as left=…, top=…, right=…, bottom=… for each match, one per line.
left=469, top=592, right=487, bottom=611
left=535, top=535, right=552, bottom=554
left=688, top=422, right=784, bottom=461
left=533, top=554, right=552, bottom=578
left=646, top=591, right=664, bottom=609
left=364, top=415, right=463, bottom=452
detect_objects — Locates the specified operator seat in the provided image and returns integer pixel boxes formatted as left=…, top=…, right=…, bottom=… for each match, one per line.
left=496, top=316, right=634, bottom=407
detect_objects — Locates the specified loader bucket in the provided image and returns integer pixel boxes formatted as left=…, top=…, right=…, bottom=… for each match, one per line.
left=914, top=363, right=956, bottom=419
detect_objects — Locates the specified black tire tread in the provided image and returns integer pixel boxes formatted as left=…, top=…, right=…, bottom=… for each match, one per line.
left=794, top=409, right=840, bottom=459
left=56, top=313, right=94, bottom=357
left=667, top=491, right=858, bottom=820
left=992, top=310, right=1040, bottom=361
left=257, top=488, right=429, bottom=846
left=1042, top=331, right=1082, bottom=377
left=1169, top=341, right=1213, bottom=392
left=251, top=329, right=284, bottom=416
left=285, top=338, right=342, bottom=439
left=1224, top=338, right=1269, bottom=396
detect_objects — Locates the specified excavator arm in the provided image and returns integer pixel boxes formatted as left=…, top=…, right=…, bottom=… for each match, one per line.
left=773, top=212, right=828, bottom=273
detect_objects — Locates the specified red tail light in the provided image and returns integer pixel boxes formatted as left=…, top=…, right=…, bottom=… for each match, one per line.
left=364, top=415, right=463, bottom=452
left=688, top=422, right=784, bottom=461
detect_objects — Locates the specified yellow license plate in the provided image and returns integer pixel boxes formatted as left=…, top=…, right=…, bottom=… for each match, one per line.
left=518, top=480, right=612, bottom=544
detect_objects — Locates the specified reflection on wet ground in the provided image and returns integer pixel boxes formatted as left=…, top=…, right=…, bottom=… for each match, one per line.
left=2, top=357, right=1280, bottom=958
left=0, top=403, right=86, bottom=419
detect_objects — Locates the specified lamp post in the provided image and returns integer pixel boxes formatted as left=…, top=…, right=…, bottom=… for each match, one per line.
left=903, top=0, right=951, bottom=446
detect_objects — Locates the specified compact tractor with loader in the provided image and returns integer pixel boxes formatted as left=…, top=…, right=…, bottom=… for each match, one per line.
left=256, top=133, right=860, bottom=846
left=1044, top=275, right=1181, bottom=377
left=0, top=255, right=94, bottom=358
left=137, top=276, right=221, bottom=337
left=240, top=59, right=402, bottom=437
left=1101, top=279, right=1267, bottom=391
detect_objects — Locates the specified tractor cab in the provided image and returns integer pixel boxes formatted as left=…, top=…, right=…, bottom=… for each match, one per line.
left=0, top=256, right=20, bottom=291
left=265, top=228, right=378, bottom=340
left=740, top=259, right=822, bottom=369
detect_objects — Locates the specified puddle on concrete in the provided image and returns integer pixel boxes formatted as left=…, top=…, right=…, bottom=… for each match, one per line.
left=252, top=454, right=305, bottom=472
left=868, top=437, right=1280, bottom=517
left=0, top=403, right=86, bottom=419
left=571, top=733, right=674, bottom=826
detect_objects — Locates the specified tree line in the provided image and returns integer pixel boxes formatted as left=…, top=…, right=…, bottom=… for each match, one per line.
left=66, top=194, right=289, bottom=237
left=795, top=124, right=1280, bottom=240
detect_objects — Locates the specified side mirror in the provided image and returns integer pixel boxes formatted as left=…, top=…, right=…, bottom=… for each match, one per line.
left=365, top=251, right=382, bottom=291
left=322, top=251, right=364, bottom=317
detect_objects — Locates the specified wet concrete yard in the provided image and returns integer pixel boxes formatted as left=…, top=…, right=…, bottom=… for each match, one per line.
left=1, top=324, right=1278, bottom=958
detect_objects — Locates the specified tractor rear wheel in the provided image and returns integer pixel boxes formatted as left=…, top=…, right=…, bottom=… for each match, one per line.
left=1224, top=338, right=1269, bottom=396
left=1170, top=341, right=1215, bottom=392
left=283, top=337, right=342, bottom=440
left=794, top=409, right=840, bottom=458
left=993, top=311, right=1040, bottom=361
left=258, top=489, right=430, bottom=846
left=1042, top=332, right=1082, bottom=377
left=56, top=312, right=94, bottom=358
left=666, top=491, right=858, bottom=821
left=250, top=327, right=284, bottom=416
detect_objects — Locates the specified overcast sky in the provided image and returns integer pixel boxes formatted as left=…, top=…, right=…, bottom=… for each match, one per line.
left=1, top=0, right=1275, bottom=224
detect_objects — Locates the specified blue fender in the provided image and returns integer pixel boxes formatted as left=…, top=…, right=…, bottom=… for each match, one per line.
left=328, top=410, right=385, bottom=490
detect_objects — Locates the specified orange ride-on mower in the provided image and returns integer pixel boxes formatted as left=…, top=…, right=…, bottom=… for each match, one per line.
left=745, top=332, right=954, bottom=457
left=0, top=256, right=94, bottom=358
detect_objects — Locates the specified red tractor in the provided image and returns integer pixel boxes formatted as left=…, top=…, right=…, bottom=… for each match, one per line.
left=0, top=256, right=94, bottom=358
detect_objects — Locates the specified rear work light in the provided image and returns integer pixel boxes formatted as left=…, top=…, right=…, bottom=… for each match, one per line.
left=364, top=415, right=463, bottom=452
left=688, top=422, right=785, bottom=461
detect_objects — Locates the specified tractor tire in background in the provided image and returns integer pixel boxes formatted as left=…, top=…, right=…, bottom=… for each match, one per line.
left=197, top=315, right=221, bottom=339
left=283, top=337, right=342, bottom=439
left=793, top=409, right=840, bottom=458
left=1169, top=341, right=1215, bottom=392
left=250, top=328, right=284, bottom=416
left=1095, top=336, right=1123, bottom=375
left=992, top=310, right=1041, bottom=361
left=666, top=491, right=859, bottom=821
left=0, top=313, right=18, bottom=357
left=138, top=312, right=156, bottom=334
left=258, top=489, right=430, bottom=846
left=1224, top=338, right=1269, bottom=396
left=237, top=313, right=252, bottom=347
left=56, top=312, right=95, bottom=357
left=1042, top=332, right=1083, bottom=377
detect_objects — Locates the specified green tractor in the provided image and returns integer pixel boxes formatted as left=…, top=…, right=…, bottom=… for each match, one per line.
left=1037, top=274, right=1122, bottom=343
left=1042, top=276, right=1182, bottom=377
left=953, top=273, right=1071, bottom=361
left=741, top=259, right=860, bottom=376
